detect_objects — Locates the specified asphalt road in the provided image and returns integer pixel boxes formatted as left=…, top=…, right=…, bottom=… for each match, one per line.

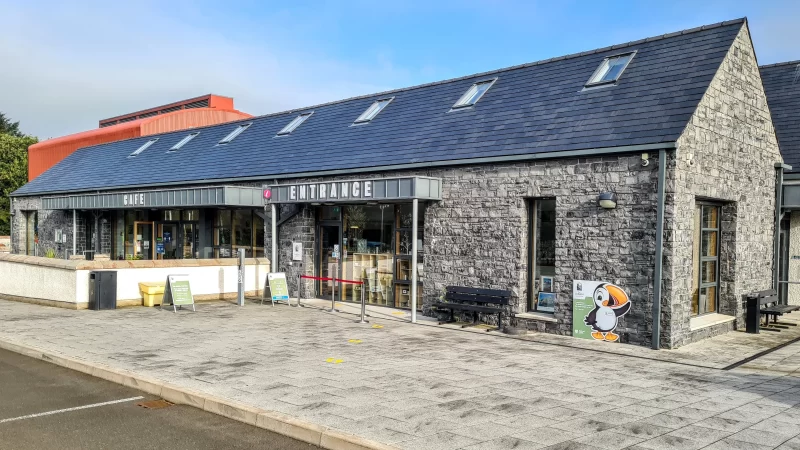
left=0, top=348, right=317, bottom=450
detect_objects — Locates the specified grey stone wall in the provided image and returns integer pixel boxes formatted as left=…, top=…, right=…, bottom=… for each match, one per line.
left=10, top=196, right=77, bottom=258
left=425, top=157, right=661, bottom=345
left=254, top=157, right=661, bottom=346
left=670, top=24, right=783, bottom=347
left=266, top=204, right=316, bottom=295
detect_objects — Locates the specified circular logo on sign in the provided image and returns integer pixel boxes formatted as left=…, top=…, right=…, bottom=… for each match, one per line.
left=263, top=189, right=272, bottom=199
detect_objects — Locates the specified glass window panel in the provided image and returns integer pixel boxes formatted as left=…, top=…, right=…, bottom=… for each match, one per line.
left=320, top=206, right=340, bottom=221
left=456, top=85, right=478, bottom=106
left=355, top=99, right=392, bottom=123
left=160, top=210, right=181, bottom=221
left=691, top=206, right=701, bottom=316
left=454, top=81, right=493, bottom=107
left=706, top=286, right=717, bottom=313
left=602, top=57, right=627, bottom=81
left=342, top=205, right=395, bottom=306
left=219, top=123, right=251, bottom=143
left=169, top=132, right=199, bottom=151
left=469, top=83, right=491, bottom=103
left=588, top=54, right=633, bottom=85
left=278, top=113, right=311, bottom=135
left=702, top=205, right=719, bottom=228
left=129, top=138, right=158, bottom=157
left=182, top=210, right=200, bottom=221
left=254, top=213, right=264, bottom=253
left=214, top=210, right=232, bottom=258
left=397, top=204, right=425, bottom=229
left=701, top=231, right=718, bottom=257
left=530, top=199, right=556, bottom=312
left=233, top=210, right=253, bottom=247
left=701, top=260, right=717, bottom=284
left=589, top=59, right=611, bottom=84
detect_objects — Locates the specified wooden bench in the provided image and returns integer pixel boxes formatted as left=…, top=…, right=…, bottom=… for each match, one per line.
left=746, top=289, right=800, bottom=332
left=433, top=286, right=511, bottom=331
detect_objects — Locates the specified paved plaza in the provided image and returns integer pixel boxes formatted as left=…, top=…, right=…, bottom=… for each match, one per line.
left=1, top=298, right=800, bottom=449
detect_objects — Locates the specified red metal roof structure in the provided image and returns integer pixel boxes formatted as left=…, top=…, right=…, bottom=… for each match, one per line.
left=28, top=94, right=251, bottom=181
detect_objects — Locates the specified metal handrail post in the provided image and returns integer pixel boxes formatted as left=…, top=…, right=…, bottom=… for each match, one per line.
left=356, top=282, right=368, bottom=323
left=329, top=265, right=337, bottom=312
left=296, top=271, right=302, bottom=307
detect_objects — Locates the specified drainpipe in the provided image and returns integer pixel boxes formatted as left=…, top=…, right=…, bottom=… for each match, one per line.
left=271, top=204, right=277, bottom=273
left=9, top=198, right=14, bottom=254
left=774, top=163, right=792, bottom=293
left=411, top=199, right=419, bottom=323
left=72, top=210, right=77, bottom=257
left=651, top=149, right=667, bottom=350
left=94, top=213, right=100, bottom=253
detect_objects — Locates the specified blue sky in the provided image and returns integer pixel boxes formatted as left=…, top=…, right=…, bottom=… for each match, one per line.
left=3, top=0, right=799, bottom=138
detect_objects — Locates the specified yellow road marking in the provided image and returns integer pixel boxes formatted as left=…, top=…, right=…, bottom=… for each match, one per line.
left=371, top=324, right=384, bottom=329
left=391, top=312, right=405, bottom=316
left=348, top=339, right=362, bottom=344
left=325, top=358, right=344, bottom=364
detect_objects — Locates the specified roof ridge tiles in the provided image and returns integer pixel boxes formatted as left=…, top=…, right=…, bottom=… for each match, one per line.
left=217, top=17, right=747, bottom=124
left=760, top=60, right=800, bottom=69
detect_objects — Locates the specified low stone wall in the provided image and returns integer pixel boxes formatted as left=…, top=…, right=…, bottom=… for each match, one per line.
left=0, top=254, right=271, bottom=309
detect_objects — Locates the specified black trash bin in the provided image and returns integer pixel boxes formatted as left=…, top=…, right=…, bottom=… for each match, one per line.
left=745, top=293, right=760, bottom=334
left=89, top=271, right=117, bottom=310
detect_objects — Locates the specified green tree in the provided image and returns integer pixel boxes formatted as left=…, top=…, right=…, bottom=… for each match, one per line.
left=0, top=112, right=23, bottom=138
left=0, top=133, right=36, bottom=235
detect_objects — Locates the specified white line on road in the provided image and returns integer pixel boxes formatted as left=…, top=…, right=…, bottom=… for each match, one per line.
left=0, top=396, right=145, bottom=424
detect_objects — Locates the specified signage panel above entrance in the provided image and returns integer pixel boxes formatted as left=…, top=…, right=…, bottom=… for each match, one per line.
left=265, top=176, right=442, bottom=204
left=41, top=186, right=263, bottom=210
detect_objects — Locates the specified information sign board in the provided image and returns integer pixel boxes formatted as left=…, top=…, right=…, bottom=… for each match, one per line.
left=268, top=272, right=290, bottom=302
left=162, top=274, right=195, bottom=312
left=573, top=280, right=631, bottom=342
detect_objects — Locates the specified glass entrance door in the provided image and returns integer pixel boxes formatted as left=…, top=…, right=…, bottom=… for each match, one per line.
left=316, top=224, right=341, bottom=299
left=183, top=223, right=199, bottom=259
left=157, top=223, right=179, bottom=260
left=133, top=221, right=154, bottom=260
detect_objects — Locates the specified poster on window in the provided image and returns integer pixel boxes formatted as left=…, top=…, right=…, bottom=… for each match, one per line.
left=572, top=280, right=631, bottom=342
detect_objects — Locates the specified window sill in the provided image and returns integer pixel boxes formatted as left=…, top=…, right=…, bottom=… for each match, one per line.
left=689, top=313, right=735, bottom=331
left=515, top=312, right=557, bottom=323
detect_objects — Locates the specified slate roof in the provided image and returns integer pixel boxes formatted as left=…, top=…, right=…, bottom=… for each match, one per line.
left=760, top=60, right=800, bottom=173
left=15, top=19, right=746, bottom=197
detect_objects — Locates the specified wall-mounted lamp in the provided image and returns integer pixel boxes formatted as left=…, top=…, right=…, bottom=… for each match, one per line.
left=598, top=192, right=617, bottom=209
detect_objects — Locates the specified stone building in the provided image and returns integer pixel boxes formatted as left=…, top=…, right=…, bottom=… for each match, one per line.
left=762, top=60, right=800, bottom=307
left=9, top=18, right=785, bottom=348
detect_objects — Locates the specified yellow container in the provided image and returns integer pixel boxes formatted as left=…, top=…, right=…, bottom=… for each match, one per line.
left=139, top=282, right=166, bottom=307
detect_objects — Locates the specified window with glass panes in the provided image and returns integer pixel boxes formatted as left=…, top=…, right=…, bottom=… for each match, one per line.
left=692, top=203, right=721, bottom=315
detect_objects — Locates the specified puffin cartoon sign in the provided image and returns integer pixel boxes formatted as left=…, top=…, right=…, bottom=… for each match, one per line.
left=572, top=280, right=632, bottom=342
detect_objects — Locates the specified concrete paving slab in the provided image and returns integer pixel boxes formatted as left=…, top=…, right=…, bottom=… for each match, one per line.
left=2, top=299, right=800, bottom=449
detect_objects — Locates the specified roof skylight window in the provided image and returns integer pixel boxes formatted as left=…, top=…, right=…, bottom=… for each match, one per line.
left=586, top=52, right=635, bottom=86
left=354, top=98, right=393, bottom=124
left=129, top=138, right=158, bottom=157
left=277, top=112, right=313, bottom=135
left=219, top=123, right=252, bottom=144
left=169, top=132, right=199, bottom=152
left=452, top=79, right=496, bottom=109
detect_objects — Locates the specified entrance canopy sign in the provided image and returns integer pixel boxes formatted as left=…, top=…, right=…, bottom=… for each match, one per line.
left=41, top=186, right=263, bottom=210
left=162, top=274, right=195, bottom=312
left=265, top=176, right=442, bottom=205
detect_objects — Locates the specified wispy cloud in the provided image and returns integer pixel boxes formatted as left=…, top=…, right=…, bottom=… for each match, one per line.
left=0, top=1, right=413, bottom=138
left=3, top=0, right=799, bottom=139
